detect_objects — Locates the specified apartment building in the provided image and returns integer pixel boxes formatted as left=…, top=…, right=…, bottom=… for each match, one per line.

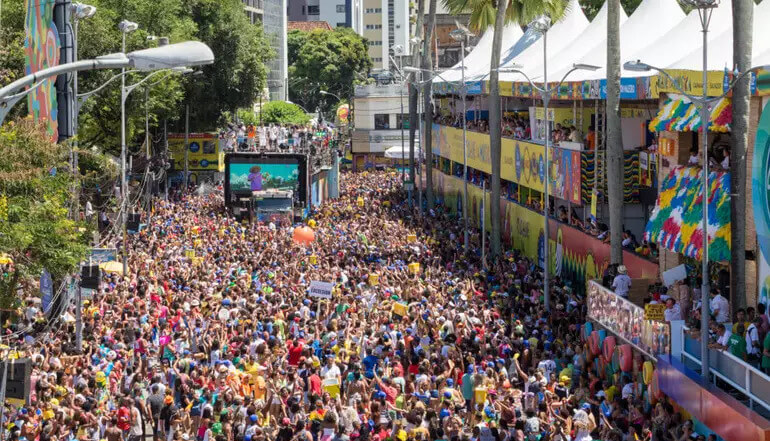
left=362, top=0, right=410, bottom=70
left=287, top=0, right=364, bottom=32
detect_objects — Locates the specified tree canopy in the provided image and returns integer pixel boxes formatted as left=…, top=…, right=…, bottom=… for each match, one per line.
left=442, top=0, right=568, bottom=31
left=259, top=102, right=311, bottom=126
left=0, top=0, right=274, bottom=156
left=0, top=119, right=91, bottom=308
left=287, top=27, right=371, bottom=119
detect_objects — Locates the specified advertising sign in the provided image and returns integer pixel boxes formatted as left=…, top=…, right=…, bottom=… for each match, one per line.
left=24, top=0, right=61, bottom=140
left=587, top=281, right=670, bottom=357
left=432, top=124, right=582, bottom=204
left=168, top=133, right=224, bottom=172
left=309, top=281, right=334, bottom=299
left=753, top=99, right=770, bottom=308
left=433, top=170, right=659, bottom=290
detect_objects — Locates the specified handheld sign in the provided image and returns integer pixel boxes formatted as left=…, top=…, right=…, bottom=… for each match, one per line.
left=644, top=304, right=666, bottom=321
left=369, top=274, right=379, bottom=286
left=309, top=281, right=334, bottom=299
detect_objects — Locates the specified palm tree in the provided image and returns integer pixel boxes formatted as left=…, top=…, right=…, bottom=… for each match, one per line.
left=409, top=0, right=426, bottom=210
left=424, top=0, right=439, bottom=210
left=730, top=0, right=753, bottom=310
left=607, top=0, right=623, bottom=265
left=442, top=0, right=567, bottom=258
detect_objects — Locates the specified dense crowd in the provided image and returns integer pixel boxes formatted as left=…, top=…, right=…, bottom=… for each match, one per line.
left=2, top=170, right=705, bottom=441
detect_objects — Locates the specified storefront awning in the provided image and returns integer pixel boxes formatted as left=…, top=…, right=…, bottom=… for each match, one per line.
left=644, top=166, right=731, bottom=262
left=648, top=94, right=731, bottom=133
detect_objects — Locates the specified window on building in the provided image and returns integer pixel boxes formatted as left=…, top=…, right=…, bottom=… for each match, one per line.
left=374, top=114, right=390, bottom=129
left=365, top=8, right=382, bottom=13
left=365, top=24, right=382, bottom=30
left=336, top=4, right=345, bottom=12
left=307, top=5, right=320, bottom=15
left=302, top=5, right=305, bottom=14
left=337, top=22, right=347, bottom=27
left=397, top=113, right=409, bottom=130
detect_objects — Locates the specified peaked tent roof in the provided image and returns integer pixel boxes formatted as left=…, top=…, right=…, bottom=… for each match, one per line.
left=668, top=0, right=770, bottom=71
left=500, top=0, right=625, bottom=83
left=437, top=24, right=524, bottom=84
left=556, top=0, right=686, bottom=81
left=497, top=0, right=590, bottom=82
left=617, top=0, right=732, bottom=78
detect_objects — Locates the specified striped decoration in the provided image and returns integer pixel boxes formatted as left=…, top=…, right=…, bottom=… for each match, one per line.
left=644, top=166, right=731, bottom=262
left=580, top=151, right=640, bottom=204
left=649, top=94, right=731, bottom=133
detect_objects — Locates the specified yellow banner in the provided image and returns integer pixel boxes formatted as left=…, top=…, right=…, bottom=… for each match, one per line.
left=432, top=124, right=582, bottom=204
left=168, top=133, right=224, bottom=172
left=650, top=69, right=725, bottom=98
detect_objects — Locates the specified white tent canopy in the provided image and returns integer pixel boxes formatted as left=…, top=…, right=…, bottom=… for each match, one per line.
left=384, top=145, right=423, bottom=159
left=434, top=0, right=770, bottom=94
left=668, top=0, right=770, bottom=71
left=553, top=0, right=685, bottom=81
left=500, top=0, right=625, bottom=84
left=498, top=0, right=590, bottom=82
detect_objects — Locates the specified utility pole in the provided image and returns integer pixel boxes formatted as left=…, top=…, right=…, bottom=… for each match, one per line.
left=184, top=104, right=190, bottom=191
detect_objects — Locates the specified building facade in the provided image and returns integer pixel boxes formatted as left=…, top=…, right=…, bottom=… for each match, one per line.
left=262, top=0, right=288, bottom=101
left=287, top=0, right=363, bottom=31
left=242, top=0, right=264, bottom=24
left=362, top=0, right=410, bottom=70
left=351, top=83, right=415, bottom=170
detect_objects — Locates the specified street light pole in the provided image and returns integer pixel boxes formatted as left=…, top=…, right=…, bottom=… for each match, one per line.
left=119, top=19, right=138, bottom=277
left=496, top=61, right=599, bottom=312
left=450, top=28, right=473, bottom=253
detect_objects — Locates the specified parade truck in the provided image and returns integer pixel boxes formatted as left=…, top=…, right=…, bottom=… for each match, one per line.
left=224, top=153, right=309, bottom=223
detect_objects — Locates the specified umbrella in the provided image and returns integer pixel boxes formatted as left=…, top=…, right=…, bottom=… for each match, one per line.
left=99, top=261, right=124, bottom=275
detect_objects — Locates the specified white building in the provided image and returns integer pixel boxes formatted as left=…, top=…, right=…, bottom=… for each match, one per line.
left=362, top=0, right=411, bottom=70
left=351, top=83, right=417, bottom=170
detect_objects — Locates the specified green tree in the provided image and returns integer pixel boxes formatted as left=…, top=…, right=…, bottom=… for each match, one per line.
left=0, top=119, right=90, bottom=310
left=184, top=0, right=273, bottom=130
left=442, top=0, right=568, bottom=258
left=259, top=101, right=311, bottom=126
left=579, top=0, right=641, bottom=19
left=287, top=27, right=372, bottom=118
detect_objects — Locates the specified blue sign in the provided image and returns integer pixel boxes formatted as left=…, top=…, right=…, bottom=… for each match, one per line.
left=599, top=78, right=638, bottom=99
left=200, top=159, right=210, bottom=168
left=189, top=142, right=200, bottom=153
left=466, top=81, right=483, bottom=95
left=40, top=269, right=53, bottom=314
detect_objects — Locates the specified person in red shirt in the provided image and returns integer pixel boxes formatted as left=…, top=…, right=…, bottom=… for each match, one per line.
left=117, top=400, right=131, bottom=432
left=308, top=366, right=322, bottom=397
left=373, top=373, right=397, bottom=405
left=287, top=339, right=304, bottom=366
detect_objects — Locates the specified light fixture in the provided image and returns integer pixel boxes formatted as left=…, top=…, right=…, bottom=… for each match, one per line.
left=70, top=2, right=97, bottom=19
left=492, top=64, right=524, bottom=73
left=681, top=0, right=719, bottom=8
left=393, top=45, right=404, bottom=55
left=124, top=41, right=215, bottom=71
left=449, top=29, right=467, bottom=42
left=529, top=15, right=551, bottom=33
left=623, top=60, right=652, bottom=72
left=573, top=63, right=601, bottom=71
left=410, top=37, right=422, bottom=45
left=118, top=20, right=138, bottom=33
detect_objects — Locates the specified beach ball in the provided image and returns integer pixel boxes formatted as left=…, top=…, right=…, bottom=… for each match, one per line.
left=293, top=226, right=315, bottom=245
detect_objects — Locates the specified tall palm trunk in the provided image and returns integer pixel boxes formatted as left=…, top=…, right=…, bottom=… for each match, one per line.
left=488, top=0, right=507, bottom=258
left=606, top=0, right=623, bottom=264
left=409, top=0, right=426, bottom=204
left=731, top=0, right=753, bottom=309
left=423, top=0, right=438, bottom=209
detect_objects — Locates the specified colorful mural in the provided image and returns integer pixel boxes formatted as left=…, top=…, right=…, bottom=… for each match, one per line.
left=644, top=166, right=731, bottom=262
left=648, top=94, right=731, bottom=133
left=24, top=0, right=61, bottom=140
left=434, top=170, right=659, bottom=292
left=752, top=100, right=770, bottom=308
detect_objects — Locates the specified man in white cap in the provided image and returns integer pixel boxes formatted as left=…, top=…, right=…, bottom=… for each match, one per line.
left=612, top=265, right=632, bottom=298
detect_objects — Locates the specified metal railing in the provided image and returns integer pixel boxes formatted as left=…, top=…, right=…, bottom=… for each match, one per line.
left=679, top=325, right=770, bottom=416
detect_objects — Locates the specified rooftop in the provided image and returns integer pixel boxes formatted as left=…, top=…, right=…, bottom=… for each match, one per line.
left=288, top=21, right=333, bottom=32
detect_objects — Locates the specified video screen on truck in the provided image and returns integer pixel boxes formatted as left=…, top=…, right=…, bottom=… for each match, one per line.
left=228, top=163, right=300, bottom=193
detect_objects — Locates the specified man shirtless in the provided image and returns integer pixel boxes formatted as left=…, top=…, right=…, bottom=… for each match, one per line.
left=106, top=416, right=123, bottom=441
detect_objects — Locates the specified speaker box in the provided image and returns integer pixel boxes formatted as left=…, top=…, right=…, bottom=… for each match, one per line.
left=80, top=265, right=100, bottom=290
left=0, top=358, right=31, bottom=403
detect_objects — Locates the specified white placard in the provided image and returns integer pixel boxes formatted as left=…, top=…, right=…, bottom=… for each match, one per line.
left=662, top=264, right=687, bottom=287
left=309, top=281, right=334, bottom=299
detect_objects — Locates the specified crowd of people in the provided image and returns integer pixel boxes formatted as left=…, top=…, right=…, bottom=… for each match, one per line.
left=2, top=170, right=709, bottom=441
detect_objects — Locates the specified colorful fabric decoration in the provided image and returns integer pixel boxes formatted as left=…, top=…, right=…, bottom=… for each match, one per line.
left=644, top=166, right=731, bottom=262
left=648, top=94, right=731, bottom=133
